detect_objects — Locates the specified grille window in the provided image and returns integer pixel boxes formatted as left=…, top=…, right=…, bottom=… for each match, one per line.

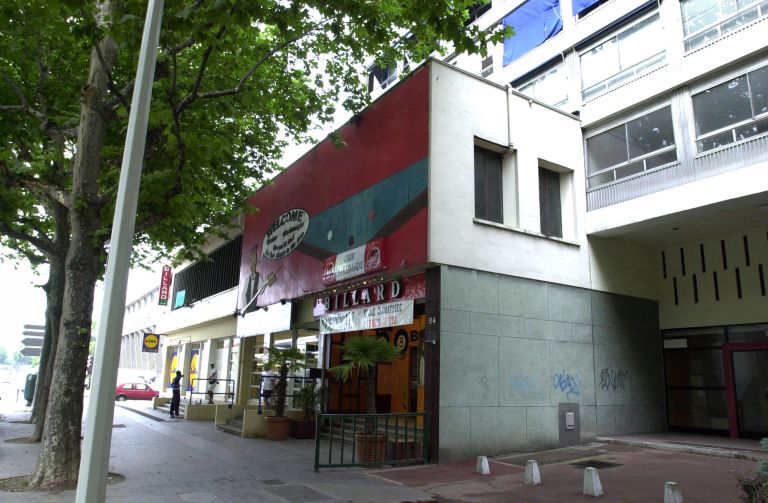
left=171, top=235, right=242, bottom=310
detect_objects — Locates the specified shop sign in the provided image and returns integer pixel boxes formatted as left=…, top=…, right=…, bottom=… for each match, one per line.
left=318, top=279, right=401, bottom=313
left=322, top=238, right=385, bottom=284
left=158, top=265, right=172, bottom=306
left=320, top=299, right=414, bottom=334
left=263, top=208, right=309, bottom=260
left=142, top=333, right=160, bottom=353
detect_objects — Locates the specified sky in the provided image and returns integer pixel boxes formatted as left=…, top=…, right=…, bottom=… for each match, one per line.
left=0, top=251, right=161, bottom=358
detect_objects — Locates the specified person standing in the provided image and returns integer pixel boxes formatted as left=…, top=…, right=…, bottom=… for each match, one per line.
left=170, top=370, right=182, bottom=419
left=207, top=363, right=218, bottom=404
left=261, top=369, right=277, bottom=409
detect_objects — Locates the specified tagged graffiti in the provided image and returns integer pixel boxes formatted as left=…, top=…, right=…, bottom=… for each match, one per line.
left=508, top=375, right=534, bottom=395
left=553, top=370, right=580, bottom=400
left=599, top=368, right=629, bottom=391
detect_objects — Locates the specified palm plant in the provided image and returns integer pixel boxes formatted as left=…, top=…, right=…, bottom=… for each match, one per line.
left=264, top=346, right=305, bottom=417
left=331, top=335, right=402, bottom=416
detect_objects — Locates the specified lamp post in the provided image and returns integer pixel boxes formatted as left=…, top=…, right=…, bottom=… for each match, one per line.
left=76, top=2, right=164, bottom=501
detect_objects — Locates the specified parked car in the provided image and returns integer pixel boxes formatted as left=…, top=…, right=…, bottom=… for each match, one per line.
left=115, top=383, right=160, bottom=401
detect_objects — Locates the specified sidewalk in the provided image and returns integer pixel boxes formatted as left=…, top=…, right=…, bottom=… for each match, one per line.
left=1, top=401, right=765, bottom=502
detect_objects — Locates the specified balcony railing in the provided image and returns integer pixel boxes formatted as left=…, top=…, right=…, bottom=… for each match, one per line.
left=587, top=133, right=768, bottom=211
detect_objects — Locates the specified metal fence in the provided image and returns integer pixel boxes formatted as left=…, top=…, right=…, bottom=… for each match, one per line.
left=190, top=377, right=236, bottom=406
left=314, top=412, right=428, bottom=471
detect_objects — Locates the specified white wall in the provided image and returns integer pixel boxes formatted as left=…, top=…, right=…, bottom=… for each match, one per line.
left=588, top=236, right=659, bottom=300
left=428, top=62, right=591, bottom=289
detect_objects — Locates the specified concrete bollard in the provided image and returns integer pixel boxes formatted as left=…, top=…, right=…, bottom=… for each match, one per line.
left=664, top=482, right=683, bottom=503
left=523, top=460, right=541, bottom=485
left=475, top=456, right=491, bottom=475
left=583, top=467, right=603, bottom=497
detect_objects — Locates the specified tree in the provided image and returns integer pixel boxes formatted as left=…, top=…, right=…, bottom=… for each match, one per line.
left=0, top=347, right=7, bottom=365
left=0, top=0, right=506, bottom=490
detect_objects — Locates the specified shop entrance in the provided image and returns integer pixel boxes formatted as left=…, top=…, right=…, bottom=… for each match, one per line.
left=664, top=323, right=768, bottom=438
left=724, top=343, right=768, bottom=438
left=326, top=313, right=426, bottom=414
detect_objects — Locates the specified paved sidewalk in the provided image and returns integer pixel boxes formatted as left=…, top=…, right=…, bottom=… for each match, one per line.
left=1, top=401, right=765, bottom=502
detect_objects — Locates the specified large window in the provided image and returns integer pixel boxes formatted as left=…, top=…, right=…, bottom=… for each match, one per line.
left=539, top=167, right=562, bottom=238
left=586, top=105, right=677, bottom=189
left=502, top=0, right=563, bottom=66
left=681, top=0, right=768, bottom=52
left=692, top=64, right=768, bottom=152
left=580, top=13, right=665, bottom=101
left=171, top=235, right=243, bottom=310
left=474, top=146, right=503, bottom=223
left=518, top=63, right=569, bottom=109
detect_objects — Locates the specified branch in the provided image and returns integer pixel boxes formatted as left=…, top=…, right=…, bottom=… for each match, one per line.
left=174, top=24, right=226, bottom=115
left=94, top=41, right=129, bottom=111
left=197, top=21, right=326, bottom=101
left=0, top=72, right=47, bottom=122
left=0, top=221, right=57, bottom=257
left=0, top=159, right=69, bottom=209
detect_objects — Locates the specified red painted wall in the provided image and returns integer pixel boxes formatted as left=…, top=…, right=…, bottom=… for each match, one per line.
left=240, top=67, right=429, bottom=310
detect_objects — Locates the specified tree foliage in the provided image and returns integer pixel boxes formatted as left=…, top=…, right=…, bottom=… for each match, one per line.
left=0, top=0, right=506, bottom=489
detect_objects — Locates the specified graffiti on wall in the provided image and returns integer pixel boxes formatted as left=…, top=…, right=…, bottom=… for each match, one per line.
left=599, top=368, right=629, bottom=391
left=508, top=374, right=534, bottom=395
left=552, top=370, right=580, bottom=400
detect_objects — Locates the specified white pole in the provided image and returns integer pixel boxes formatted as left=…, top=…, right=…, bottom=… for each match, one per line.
left=76, top=2, right=164, bottom=501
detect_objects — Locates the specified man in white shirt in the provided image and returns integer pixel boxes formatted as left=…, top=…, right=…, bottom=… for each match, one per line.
left=261, top=369, right=278, bottom=409
left=207, top=364, right=218, bottom=404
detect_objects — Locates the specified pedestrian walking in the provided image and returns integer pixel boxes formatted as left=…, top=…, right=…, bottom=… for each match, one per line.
left=207, top=363, right=218, bottom=404
left=170, top=370, right=182, bottom=418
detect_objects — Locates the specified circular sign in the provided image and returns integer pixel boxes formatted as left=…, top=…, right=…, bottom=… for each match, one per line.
left=395, top=329, right=408, bottom=354
left=262, top=209, right=310, bottom=260
left=143, top=334, right=159, bottom=350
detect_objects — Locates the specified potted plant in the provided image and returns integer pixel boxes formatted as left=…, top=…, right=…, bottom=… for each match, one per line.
left=263, top=346, right=305, bottom=441
left=290, top=381, right=322, bottom=439
left=330, top=335, right=402, bottom=463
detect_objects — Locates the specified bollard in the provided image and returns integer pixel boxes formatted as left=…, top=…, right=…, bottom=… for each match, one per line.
left=524, top=460, right=541, bottom=485
left=583, top=467, right=603, bottom=497
left=475, top=456, right=491, bottom=475
left=664, top=482, right=683, bottom=503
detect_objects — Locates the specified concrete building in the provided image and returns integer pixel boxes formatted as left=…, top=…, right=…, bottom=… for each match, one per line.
left=125, top=0, right=768, bottom=462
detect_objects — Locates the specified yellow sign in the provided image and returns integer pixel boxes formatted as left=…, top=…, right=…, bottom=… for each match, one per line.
left=142, top=333, right=159, bottom=353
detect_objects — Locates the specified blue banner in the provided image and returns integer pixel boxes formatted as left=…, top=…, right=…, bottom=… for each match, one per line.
left=503, top=0, right=563, bottom=66
left=573, top=0, right=600, bottom=16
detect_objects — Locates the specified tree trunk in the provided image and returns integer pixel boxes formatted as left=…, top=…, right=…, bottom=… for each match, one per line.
left=364, top=371, right=377, bottom=435
left=29, top=3, right=116, bottom=486
left=29, top=202, right=69, bottom=441
left=29, top=252, right=66, bottom=441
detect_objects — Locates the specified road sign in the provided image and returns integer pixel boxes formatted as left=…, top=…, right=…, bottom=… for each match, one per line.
left=20, top=347, right=42, bottom=357
left=22, top=337, right=44, bottom=347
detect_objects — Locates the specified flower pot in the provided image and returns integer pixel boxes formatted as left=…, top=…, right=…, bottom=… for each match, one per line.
left=265, top=416, right=291, bottom=441
left=354, top=433, right=387, bottom=464
left=290, top=419, right=316, bottom=439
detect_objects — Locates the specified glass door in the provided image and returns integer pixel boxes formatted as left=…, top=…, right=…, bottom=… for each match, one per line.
left=731, top=350, right=768, bottom=437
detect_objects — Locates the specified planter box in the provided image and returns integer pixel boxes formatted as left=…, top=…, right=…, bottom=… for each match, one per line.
left=290, top=419, right=315, bottom=439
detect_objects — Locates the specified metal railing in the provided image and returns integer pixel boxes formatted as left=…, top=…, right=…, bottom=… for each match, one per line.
left=314, top=412, right=428, bottom=471
left=190, top=378, right=236, bottom=407
left=587, top=132, right=768, bottom=211
left=256, top=375, right=316, bottom=414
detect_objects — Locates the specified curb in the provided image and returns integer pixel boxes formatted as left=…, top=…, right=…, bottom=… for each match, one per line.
left=597, top=436, right=767, bottom=462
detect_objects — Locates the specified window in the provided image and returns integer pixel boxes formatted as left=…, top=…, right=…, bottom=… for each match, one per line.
left=465, top=2, right=492, bottom=27
left=539, top=168, right=562, bottom=238
left=573, top=0, right=609, bottom=17
left=474, top=146, right=503, bottom=223
left=586, top=105, right=677, bottom=189
left=580, top=13, right=665, bottom=100
left=681, top=0, right=768, bottom=52
left=502, top=0, right=563, bottom=66
left=518, top=63, right=568, bottom=108
left=367, top=64, right=398, bottom=93
left=692, top=64, right=768, bottom=152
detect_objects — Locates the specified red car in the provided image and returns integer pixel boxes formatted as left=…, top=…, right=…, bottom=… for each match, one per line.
left=115, top=383, right=160, bottom=401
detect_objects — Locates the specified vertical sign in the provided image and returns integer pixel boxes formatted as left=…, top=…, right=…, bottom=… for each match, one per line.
left=158, top=265, right=172, bottom=306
